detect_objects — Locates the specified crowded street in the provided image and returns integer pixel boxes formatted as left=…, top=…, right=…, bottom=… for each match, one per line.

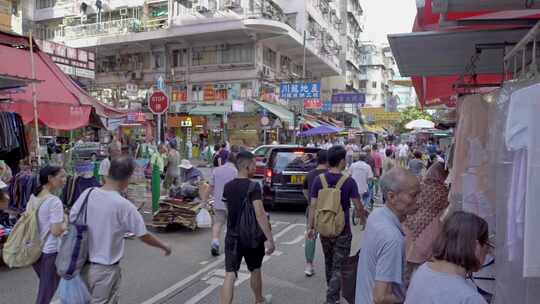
left=0, top=166, right=366, bottom=304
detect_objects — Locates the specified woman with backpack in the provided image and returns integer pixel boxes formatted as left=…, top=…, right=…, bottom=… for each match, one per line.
left=28, top=166, right=67, bottom=304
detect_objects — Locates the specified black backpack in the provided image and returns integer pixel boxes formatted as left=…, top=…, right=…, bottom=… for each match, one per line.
left=237, top=182, right=266, bottom=248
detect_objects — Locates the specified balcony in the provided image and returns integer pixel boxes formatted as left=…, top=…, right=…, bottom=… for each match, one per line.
left=59, top=17, right=168, bottom=41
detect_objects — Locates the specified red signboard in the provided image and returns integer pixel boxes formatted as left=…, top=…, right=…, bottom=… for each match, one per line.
left=148, top=91, right=169, bottom=114
left=304, top=98, right=322, bottom=109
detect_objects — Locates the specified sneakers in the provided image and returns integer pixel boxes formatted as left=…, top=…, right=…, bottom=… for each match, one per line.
left=304, top=263, right=315, bottom=277
left=256, top=295, right=272, bottom=304
left=211, top=243, right=220, bottom=256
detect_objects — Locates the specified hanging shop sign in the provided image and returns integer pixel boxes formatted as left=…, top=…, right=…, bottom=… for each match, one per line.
left=331, top=92, right=366, bottom=105
left=232, top=100, right=245, bottom=112
left=321, top=100, right=333, bottom=113
left=127, top=112, right=145, bottom=122
left=36, top=39, right=95, bottom=79
left=148, top=90, right=169, bottom=114
left=361, top=107, right=401, bottom=126
left=172, top=85, right=188, bottom=102
left=280, top=82, right=321, bottom=99
left=202, top=84, right=229, bottom=101
left=304, top=98, right=322, bottom=110
left=168, top=116, right=207, bottom=128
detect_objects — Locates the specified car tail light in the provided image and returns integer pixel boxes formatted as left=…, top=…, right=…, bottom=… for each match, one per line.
left=265, top=168, right=273, bottom=183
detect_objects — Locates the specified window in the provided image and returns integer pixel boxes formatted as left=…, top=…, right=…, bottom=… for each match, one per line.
left=172, top=49, right=187, bottom=67
left=192, top=46, right=218, bottom=66
left=36, top=0, right=56, bottom=9
left=222, top=44, right=254, bottom=64
left=359, top=80, right=367, bottom=89
left=372, top=81, right=377, bottom=89
left=280, top=56, right=291, bottom=71
left=153, top=51, right=164, bottom=69
left=263, top=47, right=277, bottom=69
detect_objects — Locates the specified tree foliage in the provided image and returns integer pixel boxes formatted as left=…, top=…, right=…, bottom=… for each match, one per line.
left=394, top=106, right=433, bottom=133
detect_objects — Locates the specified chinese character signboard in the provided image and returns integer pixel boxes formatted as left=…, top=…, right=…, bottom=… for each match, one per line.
left=36, top=39, right=95, bottom=79
left=321, top=100, right=332, bottom=113
left=303, top=99, right=322, bottom=110
left=280, top=82, right=321, bottom=99
left=331, top=93, right=366, bottom=105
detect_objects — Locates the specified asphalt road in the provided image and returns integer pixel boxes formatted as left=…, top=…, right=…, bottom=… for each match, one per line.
left=0, top=167, right=365, bottom=304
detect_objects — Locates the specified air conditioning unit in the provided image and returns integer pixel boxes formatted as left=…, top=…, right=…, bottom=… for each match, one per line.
left=224, top=0, right=240, bottom=9
left=81, top=15, right=87, bottom=23
left=131, top=71, right=143, bottom=80
left=197, top=5, right=209, bottom=13
left=119, top=8, right=128, bottom=16
left=320, top=5, right=329, bottom=14
left=218, top=43, right=229, bottom=50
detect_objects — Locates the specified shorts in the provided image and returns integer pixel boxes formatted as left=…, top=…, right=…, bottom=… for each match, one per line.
left=213, top=209, right=227, bottom=225
left=225, top=237, right=265, bottom=273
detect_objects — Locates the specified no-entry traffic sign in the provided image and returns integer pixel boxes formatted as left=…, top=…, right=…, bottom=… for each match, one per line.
left=148, top=90, right=169, bottom=114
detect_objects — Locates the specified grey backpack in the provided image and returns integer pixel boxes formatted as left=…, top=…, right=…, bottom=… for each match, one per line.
left=55, top=188, right=94, bottom=279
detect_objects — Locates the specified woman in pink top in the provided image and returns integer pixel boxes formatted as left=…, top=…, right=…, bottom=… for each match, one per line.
left=370, top=144, right=383, bottom=177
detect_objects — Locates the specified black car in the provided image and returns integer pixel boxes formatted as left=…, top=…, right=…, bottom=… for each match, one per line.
left=262, top=147, right=320, bottom=208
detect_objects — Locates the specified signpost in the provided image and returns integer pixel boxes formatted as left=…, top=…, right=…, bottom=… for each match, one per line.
left=331, top=92, right=366, bottom=105
left=148, top=90, right=169, bottom=144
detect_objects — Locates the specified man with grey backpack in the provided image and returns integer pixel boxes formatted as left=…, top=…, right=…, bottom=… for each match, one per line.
left=307, top=146, right=366, bottom=304
left=68, top=156, right=171, bottom=303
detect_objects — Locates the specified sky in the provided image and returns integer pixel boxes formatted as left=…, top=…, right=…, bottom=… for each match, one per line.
left=361, top=0, right=417, bottom=44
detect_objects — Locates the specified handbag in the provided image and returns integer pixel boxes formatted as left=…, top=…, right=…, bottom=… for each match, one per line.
left=55, top=188, right=95, bottom=279
left=341, top=250, right=361, bottom=304
left=237, top=182, right=265, bottom=249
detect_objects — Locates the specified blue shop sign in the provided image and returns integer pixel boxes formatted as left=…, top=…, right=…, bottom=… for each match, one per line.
left=331, top=93, right=366, bottom=105
left=280, top=82, right=321, bottom=99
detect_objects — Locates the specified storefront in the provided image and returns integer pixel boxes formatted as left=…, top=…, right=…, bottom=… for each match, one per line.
left=167, top=114, right=208, bottom=158
left=389, top=3, right=540, bottom=302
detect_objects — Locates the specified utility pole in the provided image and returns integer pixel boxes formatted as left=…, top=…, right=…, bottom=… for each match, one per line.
left=29, top=30, right=41, bottom=166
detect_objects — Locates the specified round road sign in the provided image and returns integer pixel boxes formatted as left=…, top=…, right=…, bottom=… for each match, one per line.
left=260, top=116, right=269, bottom=126
left=148, top=90, right=169, bottom=114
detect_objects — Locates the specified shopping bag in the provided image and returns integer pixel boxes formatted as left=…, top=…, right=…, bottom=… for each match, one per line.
left=196, top=209, right=212, bottom=228
left=341, top=250, right=360, bottom=304
left=58, top=275, right=91, bottom=304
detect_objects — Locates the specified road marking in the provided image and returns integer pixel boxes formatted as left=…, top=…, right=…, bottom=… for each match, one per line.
left=184, top=283, right=219, bottom=304
left=142, top=223, right=305, bottom=304
left=199, top=260, right=209, bottom=265
left=280, top=235, right=304, bottom=245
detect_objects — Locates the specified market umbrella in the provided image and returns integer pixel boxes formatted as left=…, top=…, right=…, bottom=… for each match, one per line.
left=405, top=119, right=435, bottom=130
left=298, top=125, right=343, bottom=137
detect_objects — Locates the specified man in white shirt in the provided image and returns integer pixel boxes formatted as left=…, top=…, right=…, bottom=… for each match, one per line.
left=98, top=146, right=121, bottom=184
left=348, top=152, right=374, bottom=209
left=398, top=143, right=410, bottom=167
left=71, top=156, right=171, bottom=303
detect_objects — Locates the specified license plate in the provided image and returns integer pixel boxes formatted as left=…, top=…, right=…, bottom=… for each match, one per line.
left=290, top=175, right=305, bottom=184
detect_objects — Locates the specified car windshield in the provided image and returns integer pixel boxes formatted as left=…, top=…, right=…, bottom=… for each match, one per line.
left=272, top=151, right=318, bottom=173
left=253, top=147, right=269, bottom=157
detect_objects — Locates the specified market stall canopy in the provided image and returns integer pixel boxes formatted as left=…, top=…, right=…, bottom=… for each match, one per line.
left=389, top=28, right=528, bottom=77
left=188, top=105, right=229, bottom=116
left=298, top=125, right=343, bottom=137
left=0, top=73, right=41, bottom=90
left=0, top=31, right=117, bottom=130
left=405, top=119, right=435, bottom=130
left=253, top=100, right=294, bottom=126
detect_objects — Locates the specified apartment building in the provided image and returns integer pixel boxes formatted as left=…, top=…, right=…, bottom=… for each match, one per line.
left=357, top=42, right=394, bottom=107
left=0, top=0, right=22, bottom=33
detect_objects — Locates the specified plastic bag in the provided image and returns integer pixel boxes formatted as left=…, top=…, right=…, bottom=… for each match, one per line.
left=58, top=275, right=91, bottom=304
left=196, top=209, right=212, bottom=228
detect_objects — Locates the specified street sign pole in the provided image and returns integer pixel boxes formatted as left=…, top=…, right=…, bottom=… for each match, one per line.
left=157, top=114, right=161, bottom=145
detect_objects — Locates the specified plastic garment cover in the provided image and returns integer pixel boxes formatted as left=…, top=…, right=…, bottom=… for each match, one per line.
left=489, top=81, right=540, bottom=304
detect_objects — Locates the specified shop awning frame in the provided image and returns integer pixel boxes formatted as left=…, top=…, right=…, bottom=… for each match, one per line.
left=188, top=105, right=230, bottom=116
left=252, top=100, right=294, bottom=125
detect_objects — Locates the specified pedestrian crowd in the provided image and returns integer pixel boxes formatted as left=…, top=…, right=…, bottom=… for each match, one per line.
left=2, top=134, right=490, bottom=304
